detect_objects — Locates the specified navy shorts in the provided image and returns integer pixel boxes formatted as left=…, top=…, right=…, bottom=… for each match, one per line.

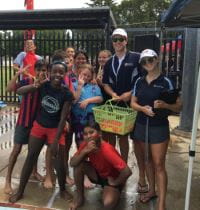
left=14, top=125, right=31, bottom=144
left=130, top=122, right=170, bottom=144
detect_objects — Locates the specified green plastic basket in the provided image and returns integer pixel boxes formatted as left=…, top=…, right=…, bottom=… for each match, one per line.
left=92, top=99, right=137, bottom=135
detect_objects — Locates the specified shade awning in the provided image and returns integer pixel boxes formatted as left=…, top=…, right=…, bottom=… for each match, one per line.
left=0, top=7, right=117, bottom=30
left=161, top=0, right=200, bottom=27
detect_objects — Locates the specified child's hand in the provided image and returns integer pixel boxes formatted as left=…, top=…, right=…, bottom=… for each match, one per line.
left=96, top=74, right=104, bottom=85
left=79, top=100, right=88, bottom=109
left=34, top=73, right=48, bottom=88
left=17, top=64, right=31, bottom=76
left=38, top=72, right=49, bottom=83
left=64, top=121, right=71, bottom=133
left=33, top=79, right=41, bottom=88
left=111, top=92, right=120, bottom=101
left=78, top=75, right=85, bottom=86
left=83, top=141, right=98, bottom=154
left=65, top=57, right=73, bottom=71
left=96, top=76, right=102, bottom=85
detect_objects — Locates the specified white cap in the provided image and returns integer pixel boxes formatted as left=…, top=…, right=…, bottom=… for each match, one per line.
left=139, top=49, right=158, bottom=63
left=112, top=28, right=127, bottom=38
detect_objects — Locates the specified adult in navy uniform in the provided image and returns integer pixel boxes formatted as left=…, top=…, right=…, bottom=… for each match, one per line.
left=102, top=28, right=141, bottom=163
left=130, top=49, right=182, bottom=209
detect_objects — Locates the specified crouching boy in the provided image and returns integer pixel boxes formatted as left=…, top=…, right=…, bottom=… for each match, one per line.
left=69, top=122, right=132, bottom=210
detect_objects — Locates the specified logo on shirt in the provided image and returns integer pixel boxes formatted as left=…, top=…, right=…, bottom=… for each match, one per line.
left=41, top=95, right=60, bottom=113
left=124, top=63, right=133, bottom=67
left=153, top=84, right=164, bottom=89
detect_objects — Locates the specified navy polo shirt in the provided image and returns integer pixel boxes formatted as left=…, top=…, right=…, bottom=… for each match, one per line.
left=102, top=51, right=141, bottom=96
left=132, top=74, right=174, bottom=126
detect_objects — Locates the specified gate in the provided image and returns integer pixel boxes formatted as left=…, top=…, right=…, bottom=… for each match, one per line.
left=0, top=30, right=105, bottom=103
left=0, top=27, right=185, bottom=103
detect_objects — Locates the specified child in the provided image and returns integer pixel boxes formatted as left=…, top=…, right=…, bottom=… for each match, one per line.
left=13, top=39, right=42, bottom=79
left=50, top=49, right=75, bottom=186
left=95, top=50, right=112, bottom=102
left=65, top=47, right=75, bottom=78
left=4, top=60, right=47, bottom=195
left=51, top=49, right=74, bottom=94
left=69, top=50, right=89, bottom=83
left=9, top=60, right=74, bottom=203
left=69, top=122, right=132, bottom=210
left=72, top=64, right=103, bottom=147
left=65, top=47, right=75, bottom=65
left=96, top=50, right=112, bottom=87
left=71, top=63, right=103, bottom=188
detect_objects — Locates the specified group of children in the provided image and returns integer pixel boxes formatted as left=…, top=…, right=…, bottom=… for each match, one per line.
left=4, top=40, right=127, bottom=208
left=3, top=32, right=182, bottom=210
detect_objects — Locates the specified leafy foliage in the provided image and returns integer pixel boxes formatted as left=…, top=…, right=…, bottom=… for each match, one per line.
left=86, top=0, right=117, bottom=7
left=87, top=0, right=172, bottom=27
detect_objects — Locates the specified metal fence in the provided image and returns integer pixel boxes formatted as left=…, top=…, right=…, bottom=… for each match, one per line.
left=127, top=27, right=185, bottom=89
left=0, top=30, right=105, bottom=102
left=0, top=28, right=184, bottom=102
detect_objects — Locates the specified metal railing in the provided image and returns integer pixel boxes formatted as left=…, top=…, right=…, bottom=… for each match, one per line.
left=0, top=30, right=105, bottom=102
left=0, top=28, right=185, bottom=102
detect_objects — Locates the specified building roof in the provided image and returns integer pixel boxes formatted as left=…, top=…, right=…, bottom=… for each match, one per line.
left=0, top=7, right=116, bottom=30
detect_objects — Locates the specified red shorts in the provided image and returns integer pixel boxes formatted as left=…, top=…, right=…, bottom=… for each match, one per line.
left=30, top=121, right=65, bottom=145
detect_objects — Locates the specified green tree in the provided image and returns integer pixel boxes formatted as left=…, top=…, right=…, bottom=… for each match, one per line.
left=117, top=0, right=172, bottom=26
left=86, top=0, right=117, bottom=7
left=87, top=0, right=172, bottom=27
left=86, top=0, right=118, bottom=23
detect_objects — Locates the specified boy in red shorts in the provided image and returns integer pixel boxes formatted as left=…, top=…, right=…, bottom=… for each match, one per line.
left=9, top=60, right=74, bottom=203
left=4, top=60, right=47, bottom=194
left=69, top=122, right=132, bottom=210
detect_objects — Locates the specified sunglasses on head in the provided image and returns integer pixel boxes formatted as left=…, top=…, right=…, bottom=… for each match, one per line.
left=140, top=57, right=155, bottom=66
left=112, top=37, right=125, bottom=43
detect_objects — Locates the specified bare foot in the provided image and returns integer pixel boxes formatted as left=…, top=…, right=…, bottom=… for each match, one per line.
left=68, top=202, right=78, bottom=210
left=9, top=192, right=23, bottom=203
left=43, top=177, right=54, bottom=189
left=68, top=194, right=84, bottom=210
left=84, top=175, right=95, bottom=189
left=4, top=182, right=13, bottom=195
left=60, top=190, right=73, bottom=201
left=31, top=172, right=45, bottom=182
left=66, top=176, right=74, bottom=186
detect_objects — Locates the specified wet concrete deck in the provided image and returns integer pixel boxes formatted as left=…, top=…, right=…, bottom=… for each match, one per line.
left=0, top=106, right=200, bottom=210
